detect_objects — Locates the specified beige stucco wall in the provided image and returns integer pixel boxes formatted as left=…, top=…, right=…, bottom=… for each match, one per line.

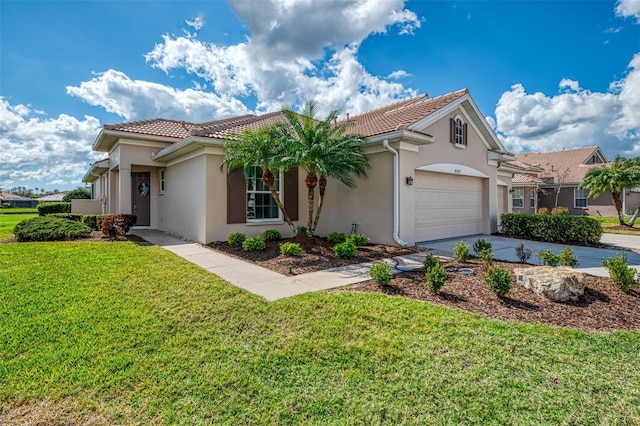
left=71, top=199, right=102, bottom=214
left=315, top=151, right=395, bottom=245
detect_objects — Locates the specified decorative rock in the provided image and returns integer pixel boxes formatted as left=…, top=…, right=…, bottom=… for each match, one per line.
left=514, top=266, right=585, bottom=302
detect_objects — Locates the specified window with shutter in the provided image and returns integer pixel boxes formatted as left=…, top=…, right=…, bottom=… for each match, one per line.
left=450, top=115, right=467, bottom=147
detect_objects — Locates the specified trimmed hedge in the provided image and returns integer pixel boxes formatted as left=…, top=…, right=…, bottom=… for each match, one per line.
left=501, top=213, right=602, bottom=245
left=13, top=216, right=92, bottom=242
left=37, top=202, right=71, bottom=216
left=82, top=214, right=105, bottom=231
left=48, top=213, right=83, bottom=222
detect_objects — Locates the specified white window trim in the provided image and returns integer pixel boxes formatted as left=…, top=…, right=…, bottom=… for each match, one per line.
left=574, top=187, right=588, bottom=209
left=530, top=190, right=536, bottom=209
left=512, top=187, right=524, bottom=209
left=158, top=168, right=166, bottom=194
left=453, top=115, right=466, bottom=148
left=246, top=168, right=284, bottom=223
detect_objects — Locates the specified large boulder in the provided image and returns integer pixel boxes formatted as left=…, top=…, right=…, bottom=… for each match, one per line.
left=514, top=266, right=585, bottom=302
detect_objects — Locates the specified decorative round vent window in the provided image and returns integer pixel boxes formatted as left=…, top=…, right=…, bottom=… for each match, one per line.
left=138, top=182, right=150, bottom=197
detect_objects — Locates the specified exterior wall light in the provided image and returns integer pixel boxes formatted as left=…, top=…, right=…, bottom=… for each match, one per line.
left=406, top=176, right=414, bottom=185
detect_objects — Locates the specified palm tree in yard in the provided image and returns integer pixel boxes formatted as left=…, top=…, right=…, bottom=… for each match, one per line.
left=280, top=100, right=370, bottom=235
left=222, top=125, right=297, bottom=234
left=580, top=156, right=640, bottom=226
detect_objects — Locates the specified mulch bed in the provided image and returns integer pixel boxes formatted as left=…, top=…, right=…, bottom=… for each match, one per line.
left=345, top=259, right=640, bottom=333
left=207, top=234, right=418, bottom=276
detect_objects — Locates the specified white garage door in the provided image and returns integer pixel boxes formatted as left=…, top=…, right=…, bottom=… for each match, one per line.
left=415, top=171, right=484, bottom=242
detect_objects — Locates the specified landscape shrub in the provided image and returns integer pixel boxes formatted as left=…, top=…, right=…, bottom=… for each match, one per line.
left=425, top=262, right=447, bottom=294
left=333, top=241, right=357, bottom=259
left=101, top=214, right=137, bottom=239
left=500, top=213, right=602, bottom=245
left=37, top=202, right=71, bottom=216
left=48, top=213, right=83, bottom=222
left=478, top=248, right=494, bottom=265
left=537, top=249, right=559, bottom=267
left=453, top=241, right=470, bottom=262
left=13, top=216, right=92, bottom=242
left=370, top=261, right=393, bottom=286
left=82, top=214, right=104, bottom=231
left=558, top=247, right=579, bottom=267
left=242, top=236, right=266, bottom=252
left=515, top=241, right=533, bottom=263
left=261, top=229, right=282, bottom=241
left=485, top=266, right=511, bottom=296
left=602, top=253, right=640, bottom=292
left=280, top=242, right=303, bottom=256
left=327, top=232, right=347, bottom=244
left=551, top=206, right=570, bottom=215
left=423, top=254, right=441, bottom=271
left=228, top=232, right=246, bottom=247
left=473, top=238, right=492, bottom=255
left=536, top=207, right=550, bottom=215
left=1, top=202, right=10, bottom=208
left=296, top=226, right=308, bottom=235
left=347, top=233, right=369, bottom=246
left=62, top=187, right=91, bottom=202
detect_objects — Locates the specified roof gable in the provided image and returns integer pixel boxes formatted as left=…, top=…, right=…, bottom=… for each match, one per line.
left=514, top=146, right=608, bottom=184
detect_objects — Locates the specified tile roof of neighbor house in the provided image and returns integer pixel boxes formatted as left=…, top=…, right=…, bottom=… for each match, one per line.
left=345, top=89, right=469, bottom=138
left=0, top=192, right=33, bottom=200
left=38, top=192, right=67, bottom=202
left=513, top=146, right=607, bottom=184
left=102, top=89, right=472, bottom=142
left=512, top=174, right=545, bottom=184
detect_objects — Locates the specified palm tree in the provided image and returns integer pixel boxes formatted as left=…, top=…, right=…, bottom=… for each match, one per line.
left=580, top=156, right=640, bottom=226
left=222, top=125, right=297, bottom=234
left=280, top=100, right=370, bottom=235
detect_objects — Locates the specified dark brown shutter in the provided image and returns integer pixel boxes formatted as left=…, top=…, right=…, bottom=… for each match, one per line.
left=283, top=167, right=299, bottom=221
left=463, top=123, right=468, bottom=146
left=227, top=171, right=246, bottom=224
left=450, top=118, right=455, bottom=143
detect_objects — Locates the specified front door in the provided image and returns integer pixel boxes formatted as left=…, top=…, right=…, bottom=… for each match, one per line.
left=132, top=172, right=151, bottom=226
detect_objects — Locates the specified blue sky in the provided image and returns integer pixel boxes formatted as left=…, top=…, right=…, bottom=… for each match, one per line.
left=1, top=0, right=639, bottom=192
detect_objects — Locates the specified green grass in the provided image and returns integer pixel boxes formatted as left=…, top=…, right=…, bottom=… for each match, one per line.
left=1, top=242, right=639, bottom=424
left=0, top=208, right=38, bottom=214
left=0, top=213, right=37, bottom=240
left=588, top=216, right=640, bottom=235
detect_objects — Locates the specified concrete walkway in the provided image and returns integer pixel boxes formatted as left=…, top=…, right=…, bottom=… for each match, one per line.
left=132, top=229, right=640, bottom=300
left=132, top=229, right=426, bottom=301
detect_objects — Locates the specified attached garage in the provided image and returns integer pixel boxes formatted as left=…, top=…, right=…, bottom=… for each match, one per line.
left=414, top=170, right=485, bottom=242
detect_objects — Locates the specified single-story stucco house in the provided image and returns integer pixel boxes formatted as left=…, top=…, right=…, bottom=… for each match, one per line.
left=511, top=146, right=640, bottom=216
left=82, top=89, right=518, bottom=245
left=0, top=192, right=39, bottom=208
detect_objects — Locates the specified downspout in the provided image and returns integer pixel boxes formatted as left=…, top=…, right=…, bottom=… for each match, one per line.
left=383, top=139, right=409, bottom=246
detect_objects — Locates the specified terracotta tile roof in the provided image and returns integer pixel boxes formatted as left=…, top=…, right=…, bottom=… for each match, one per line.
left=195, top=111, right=289, bottom=139
left=512, top=174, right=544, bottom=184
left=345, top=89, right=469, bottom=137
left=514, top=146, right=607, bottom=184
left=103, top=116, right=256, bottom=139
left=0, top=192, right=33, bottom=200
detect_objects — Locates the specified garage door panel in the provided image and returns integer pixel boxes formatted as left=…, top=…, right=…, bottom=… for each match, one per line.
left=415, top=172, right=483, bottom=241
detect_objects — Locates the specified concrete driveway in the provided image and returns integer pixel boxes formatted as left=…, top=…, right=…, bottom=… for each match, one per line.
left=417, top=234, right=640, bottom=277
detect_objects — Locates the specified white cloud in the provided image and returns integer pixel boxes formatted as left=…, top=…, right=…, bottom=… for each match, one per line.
left=143, top=0, right=420, bottom=116
left=66, top=69, right=251, bottom=121
left=186, top=14, right=205, bottom=31
left=494, top=53, right=640, bottom=158
left=0, top=98, right=102, bottom=190
left=615, top=0, right=640, bottom=22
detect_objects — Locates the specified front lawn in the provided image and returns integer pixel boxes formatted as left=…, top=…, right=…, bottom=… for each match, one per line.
left=0, top=213, right=38, bottom=240
left=1, top=241, right=639, bottom=424
left=589, top=215, right=640, bottom=235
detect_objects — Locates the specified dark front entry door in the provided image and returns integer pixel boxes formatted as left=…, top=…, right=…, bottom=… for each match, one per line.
left=132, top=172, right=151, bottom=226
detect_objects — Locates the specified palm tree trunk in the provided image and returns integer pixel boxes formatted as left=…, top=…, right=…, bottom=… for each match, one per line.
left=628, top=207, right=640, bottom=227
left=305, top=173, right=318, bottom=234
left=612, top=191, right=625, bottom=225
left=311, top=176, right=327, bottom=235
left=262, top=168, right=296, bottom=234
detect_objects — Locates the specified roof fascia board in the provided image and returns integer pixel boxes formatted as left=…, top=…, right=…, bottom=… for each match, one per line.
left=365, top=130, right=436, bottom=146
left=152, top=136, right=225, bottom=161
left=93, top=129, right=181, bottom=151
left=166, top=146, right=225, bottom=167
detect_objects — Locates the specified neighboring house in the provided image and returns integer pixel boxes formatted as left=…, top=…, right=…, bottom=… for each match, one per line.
left=511, top=146, right=640, bottom=216
left=83, top=89, right=516, bottom=245
left=0, top=192, right=39, bottom=208
left=38, top=192, right=68, bottom=202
